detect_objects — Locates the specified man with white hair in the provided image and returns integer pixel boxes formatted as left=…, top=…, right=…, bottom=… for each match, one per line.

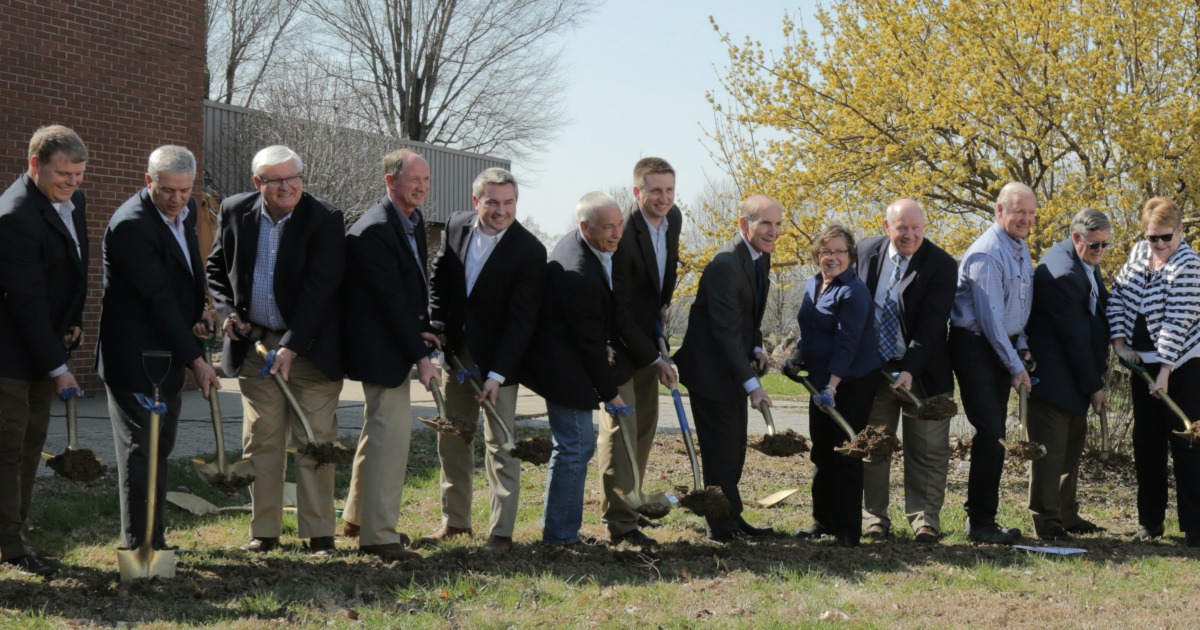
left=521, top=191, right=631, bottom=547
left=950, top=181, right=1038, bottom=545
left=207, top=145, right=346, bottom=556
left=98, top=145, right=221, bottom=554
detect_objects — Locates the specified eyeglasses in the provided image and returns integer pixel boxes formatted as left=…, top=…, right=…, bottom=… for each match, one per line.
left=259, top=174, right=304, bottom=189
left=1083, top=239, right=1110, bottom=251
left=1145, top=232, right=1175, bottom=244
left=817, top=249, right=850, bottom=259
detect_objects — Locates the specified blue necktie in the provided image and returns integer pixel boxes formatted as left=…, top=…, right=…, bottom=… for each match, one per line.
left=878, top=254, right=903, bottom=361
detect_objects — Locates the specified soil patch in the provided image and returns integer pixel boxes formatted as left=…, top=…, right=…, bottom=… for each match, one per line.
left=749, top=429, right=809, bottom=457
left=513, top=437, right=552, bottom=465
left=46, top=449, right=108, bottom=483
left=418, top=413, right=477, bottom=442
left=675, top=485, right=732, bottom=519
left=204, top=472, right=255, bottom=493
left=1005, top=440, right=1046, bottom=462
left=299, top=442, right=355, bottom=467
left=909, top=395, right=959, bottom=421
left=842, top=425, right=900, bottom=460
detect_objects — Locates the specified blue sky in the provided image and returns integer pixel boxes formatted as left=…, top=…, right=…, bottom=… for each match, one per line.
left=513, top=0, right=820, bottom=233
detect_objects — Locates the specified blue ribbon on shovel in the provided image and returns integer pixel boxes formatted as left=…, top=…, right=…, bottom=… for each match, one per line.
left=133, top=393, right=168, bottom=415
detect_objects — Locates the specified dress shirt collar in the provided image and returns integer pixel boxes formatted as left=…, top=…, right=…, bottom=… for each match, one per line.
left=258, top=198, right=292, bottom=226
left=156, top=203, right=190, bottom=227
left=739, top=232, right=762, bottom=260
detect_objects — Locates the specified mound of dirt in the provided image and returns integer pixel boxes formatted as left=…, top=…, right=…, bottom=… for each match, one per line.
left=911, top=395, right=959, bottom=421
left=418, top=413, right=477, bottom=442
left=207, top=472, right=255, bottom=493
left=636, top=501, right=671, bottom=519
left=675, top=485, right=732, bottom=519
left=513, top=437, right=552, bottom=465
left=750, top=429, right=810, bottom=457
left=842, top=425, right=900, bottom=460
left=1005, top=440, right=1046, bottom=462
left=300, top=442, right=356, bottom=467
left=46, top=449, right=108, bottom=483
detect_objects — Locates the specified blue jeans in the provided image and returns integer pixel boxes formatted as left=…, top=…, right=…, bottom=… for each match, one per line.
left=542, top=401, right=597, bottom=544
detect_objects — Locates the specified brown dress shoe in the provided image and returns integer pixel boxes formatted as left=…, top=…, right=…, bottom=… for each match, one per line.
left=360, top=543, right=420, bottom=561
left=342, top=521, right=360, bottom=538
left=240, top=537, right=280, bottom=552
left=483, top=535, right=514, bottom=554
left=307, top=536, right=336, bottom=556
left=2, top=554, right=56, bottom=577
left=417, top=525, right=472, bottom=546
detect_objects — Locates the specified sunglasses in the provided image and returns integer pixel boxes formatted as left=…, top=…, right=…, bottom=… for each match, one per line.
left=1083, top=240, right=1110, bottom=251
left=1145, top=232, right=1176, bottom=244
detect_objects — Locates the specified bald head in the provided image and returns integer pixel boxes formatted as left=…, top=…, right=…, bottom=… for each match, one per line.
left=996, top=181, right=1037, bottom=241
left=884, top=198, right=925, bottom=257
left=738, top=194, right=783, bottom=254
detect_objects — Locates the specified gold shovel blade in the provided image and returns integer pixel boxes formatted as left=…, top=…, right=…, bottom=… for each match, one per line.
left=756, top=488, right=799, bottom=508
left=117, top=547, right=175, bottom=583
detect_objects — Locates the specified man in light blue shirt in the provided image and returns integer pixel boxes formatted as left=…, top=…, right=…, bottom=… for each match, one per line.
left=949, top=181, right=1037, bottom=545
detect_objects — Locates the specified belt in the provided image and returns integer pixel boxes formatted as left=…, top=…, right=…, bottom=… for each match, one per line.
left=950, top=326, right=1019, bottom=347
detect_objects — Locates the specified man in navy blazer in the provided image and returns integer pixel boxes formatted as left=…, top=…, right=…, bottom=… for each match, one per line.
left=1027, top=209, right=1112, bottom=540
left=856, top=199, right=958, bottom=543
left=421, top=167, right=546, bottom=554
left=521, top=191, right=632, bottom=546
left=98, top=145, right=221, bottom=553
left=602, top=157, right=682, bottom=548
left=206, top=145, right=345, bottom=556
left=674, top=195, right=783, bottom=542
left=341, top=149, right=441, bottom=561
left=0, top=125, right=89, bottom=577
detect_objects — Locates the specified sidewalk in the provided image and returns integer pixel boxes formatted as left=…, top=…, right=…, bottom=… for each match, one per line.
left=40, top=378, right=818, bottom=476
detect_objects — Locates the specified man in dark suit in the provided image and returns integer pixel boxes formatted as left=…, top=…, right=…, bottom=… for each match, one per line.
left=522, top=191, right=632, bottom=546
left=1027, top=209, right=1111, bottom=540
left=674, top=194, right=783, bottom=542
left=0, top=125, right=89, bottom=577
left=98, top=145, right=221, bottom=553
left=341, top=149, right=441, bottom=561
left=601, top=157, right=682, bottom=548
left=420, top=167, right=546, bottom=554
left=206, top=145, right=345, bottom=556
left=856, top=198, right=958, bottom=544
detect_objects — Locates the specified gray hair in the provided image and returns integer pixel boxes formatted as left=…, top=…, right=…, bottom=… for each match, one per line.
left=473, top=167, right=518, bottom=198
left=147, top=145, right=196, bottom=182
left=997, top=181, right=1035, bottom=208
left=741, top=194, right=781, bottom=222
left=576, top=191, right=619, bottom=225
left=252, top=145, right=304, bottom=176
left=1070, top=208, right=1111, bottom=236
left=383, top=148, right=423, bottom=179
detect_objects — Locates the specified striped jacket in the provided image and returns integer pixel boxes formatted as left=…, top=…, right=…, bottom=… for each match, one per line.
left=1107, top=240, right=1200, bottom=366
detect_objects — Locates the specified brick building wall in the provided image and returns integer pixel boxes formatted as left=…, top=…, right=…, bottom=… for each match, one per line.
left=0, top=0, right=207, bottom=390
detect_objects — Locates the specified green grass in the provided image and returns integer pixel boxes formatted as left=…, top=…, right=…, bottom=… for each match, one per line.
left=662, top=373, right=809, bottom=399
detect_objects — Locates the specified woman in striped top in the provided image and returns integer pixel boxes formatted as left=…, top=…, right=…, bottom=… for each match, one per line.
left=1108, top=197, right=1200, bottom=547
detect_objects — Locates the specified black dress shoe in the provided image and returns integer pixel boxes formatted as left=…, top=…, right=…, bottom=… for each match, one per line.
left=307, top=536, right=336, bottom=556
left=240, top=537, right=280, bottom=552
left=968, top=525, right=1021, bottom=545
left=2, top=554, right=56, bottom=577
left=832, top=532, right=860, bottom=548
left=708, top=529, right=759, bottom=543
left=738, top=518, right=775, bottom=537
left=611, top=529, right=659, bottom=548
left=1186, top=532, right=1200, bottom=548
left=1064, top=520, right=1106, bottom=534
left=1038, top=526, right=1073, bottom=542
left=796, top=523, right=831, bottom=539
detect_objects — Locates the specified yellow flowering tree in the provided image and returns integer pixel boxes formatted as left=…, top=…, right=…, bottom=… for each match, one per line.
left=706, top=0, right=1200, bottom=272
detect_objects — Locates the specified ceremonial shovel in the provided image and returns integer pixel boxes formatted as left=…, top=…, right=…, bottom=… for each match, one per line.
left=191, top=331, right=254, bottom=491
left=608, top=404, right=673, bottom=519
left=999, top=383, right=1047, bottom=461
left=882, top=371, right=959, bottom=421
left=117, top=351, right=176, bottom=583
left=795, top=375, right=869, bottom=458
left=444, top=353, right=516, bottom=453
left=41, top=351, right=108, bottom=482
left=254, top=341, right=354, bottom=465
left=1121, top=357, right=1200, bottom=441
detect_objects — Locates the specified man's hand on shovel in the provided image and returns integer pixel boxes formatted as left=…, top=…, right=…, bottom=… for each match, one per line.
left=416, top=354, right=441, bottom=391
left=190, top=356, right=221, bottom=400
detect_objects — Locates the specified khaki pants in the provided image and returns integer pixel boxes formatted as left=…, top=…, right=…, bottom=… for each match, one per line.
left=861, top=378, right=951, bottom=533
left=436, top=348, right=521, bottom=537
left=343, top=371, right=414, bottom=546
left=0, top=377, right=52, bottom=560
left=1027, top=397, right=1087, bottom=534
left=597, top=363, right=659, bottom=536
left=240, top=343, right=342, bottom=539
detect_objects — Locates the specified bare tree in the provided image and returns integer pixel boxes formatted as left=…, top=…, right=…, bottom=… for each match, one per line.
left=304, top=0, right=593, bottom=161
left=206, top=0, right=305, bottom=105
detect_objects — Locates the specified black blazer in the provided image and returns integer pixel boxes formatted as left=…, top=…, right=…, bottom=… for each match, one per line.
left=521, top=231, right=632, bottom=409
left=342, top=197, right=430, bottom=387
left=612, top=204, right=682, bottom=367
left=428, top=211, right=547, bottom=381
left=97, top=189, right=206, bottom=393
left=206, top=191, right=345, bottom=380
left=0, top=173, right=89, bottom=380
left=1028, top=237, right=1110, bottom=416
left=856, top=235, right=958, bottom=397
left=674, top=237, right=768, bottom=402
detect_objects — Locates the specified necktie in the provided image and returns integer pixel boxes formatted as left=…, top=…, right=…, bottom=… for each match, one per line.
left=754, top=256, right=766, bottom=320
left=878, top=254, right=903, bottom=361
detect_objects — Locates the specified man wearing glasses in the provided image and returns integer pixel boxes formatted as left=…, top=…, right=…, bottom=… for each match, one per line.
left=949, top=181, right=1037, bottom=545
left=1024, top=209, right=1111, bottom=541
left=207, top=145, right=346, bottom=556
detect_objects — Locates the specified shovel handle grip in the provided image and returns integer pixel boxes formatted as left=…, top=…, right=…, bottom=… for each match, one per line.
left=1120, top=356, right=1193, bottom=429
left=882, top=370, right=923, bottom=407
left=1098, top=408, right=1110, bottom=452
left=758, top=400, right=777, bottom=436
left=255, top=341, right=317, bottom=441
left=798, top=375, right=857, bottom=441
left=446, top=353, right=515, bottom=448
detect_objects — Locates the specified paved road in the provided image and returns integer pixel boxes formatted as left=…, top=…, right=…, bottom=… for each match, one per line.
left=41, top=378, right=972, bottom=476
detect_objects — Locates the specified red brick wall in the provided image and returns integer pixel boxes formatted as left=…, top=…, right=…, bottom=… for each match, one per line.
left=0, top=0, right=207, bottom=390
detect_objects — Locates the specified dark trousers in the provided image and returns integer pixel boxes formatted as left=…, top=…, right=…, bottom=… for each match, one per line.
left=690, top=391, right=747, bottom=535
left=1026, top=397, right=1088, bottom=533
left=950, top=327, right=1014, bottom=529
left=1130, top=361, right=1200, bottom=533
left=809, top=373, right=879, bottom=537
left=0, top=377, right=53, bottom=560
left=107, top=384, right=181, bottom=549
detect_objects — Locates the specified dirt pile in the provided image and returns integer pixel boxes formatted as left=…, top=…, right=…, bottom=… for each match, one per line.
left=750, top=429, right=809, bottom=457
left=675, top=485, right=732, bottom=519
left=419, top=413, right=477, bottom=442
left=1005, top=440, right=1046, bottom=462
left=206, top=472, right=255, bottom=493
left=513, top=437, right=552, bottom=465
left=842, top=425, right=900, bottom=460
left=299, top=442, right=356, bottom=466
left=46, top=449, right=108, bottom=483
left=910, top=395, right=959, bottom=421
